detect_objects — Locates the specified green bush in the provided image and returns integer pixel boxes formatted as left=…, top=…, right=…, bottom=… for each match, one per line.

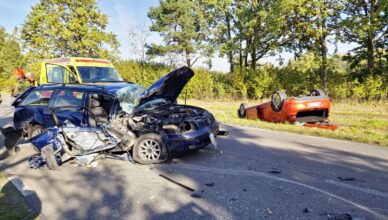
left=2, top=54, right=385, bottom=101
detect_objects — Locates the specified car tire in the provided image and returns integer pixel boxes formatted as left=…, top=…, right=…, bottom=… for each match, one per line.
left=310, top=88, right=325, bottom=96
left=29, top=125, right=46, bottom=138
left=271, top=90, right=288, bottom=112
left=238, top=103, right=248, bottom=118
left=133, top=133, right=168, bottom=165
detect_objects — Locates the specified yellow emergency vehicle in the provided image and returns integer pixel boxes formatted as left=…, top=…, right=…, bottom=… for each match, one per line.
left=39, top=57, right=124, bottom=84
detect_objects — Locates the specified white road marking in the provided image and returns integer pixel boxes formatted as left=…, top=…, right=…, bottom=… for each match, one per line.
left=164, top=164, right=387, bottom=219
left=325, top=179, right=388, bottom=198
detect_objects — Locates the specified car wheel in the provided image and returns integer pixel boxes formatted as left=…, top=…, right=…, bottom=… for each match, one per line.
left=310, top=88, right=325, bottom=96
left=271, top=90, right=288, bottom=112
left=29, top=125, right=46, bottom=138
left=133, top=133, right=168, bottom=165
left=238, top=103, right=248, bottom=118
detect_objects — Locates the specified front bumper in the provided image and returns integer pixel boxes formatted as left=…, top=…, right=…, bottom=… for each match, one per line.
left=166, top=122, right=219, bottom=156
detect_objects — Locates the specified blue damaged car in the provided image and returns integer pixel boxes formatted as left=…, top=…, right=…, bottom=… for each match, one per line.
left=12, top=67, right=225, bottom=166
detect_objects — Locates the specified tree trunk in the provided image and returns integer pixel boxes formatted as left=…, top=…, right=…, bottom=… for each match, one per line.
left=245, top=37, right=251, bottom=68
left=239, top=41, right=243, bottom=69
left=185, top=49, right=191, bottom=68
left=228, top=52, right=234, bottom=73
left=251, top=45, right=256, bottom=70
left=321, top=37, right=328, bottom=91
left=367, top=0, right=375, bottom=74
left=226, top=12, right=234, bottom=73
left=319, top=4, right=328, bottom=91
left=367, top=35, right=374, bottom=74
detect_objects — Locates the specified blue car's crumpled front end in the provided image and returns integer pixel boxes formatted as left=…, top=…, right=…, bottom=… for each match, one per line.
left=164, top=115, right=219, bottom=156
left=115, top=103, right=221, bottom=157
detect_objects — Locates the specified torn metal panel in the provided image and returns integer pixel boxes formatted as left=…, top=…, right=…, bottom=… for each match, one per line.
left=62, top=127, right=119, bottom=153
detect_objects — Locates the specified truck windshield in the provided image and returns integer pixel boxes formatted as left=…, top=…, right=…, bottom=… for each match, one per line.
left=77, top=66, right=124, bottom=83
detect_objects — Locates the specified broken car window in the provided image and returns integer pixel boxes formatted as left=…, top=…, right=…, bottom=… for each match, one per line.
left=116, top=84, right=146, bottom=114
left=138, top=98, right=170, bottom=111
left=20, top=89, right=54, bottom=106
left=52, top=90, right=85, bottom=107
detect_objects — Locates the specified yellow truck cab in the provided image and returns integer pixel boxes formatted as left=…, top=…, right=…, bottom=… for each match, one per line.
left=40, top=57, right=124, bottom=85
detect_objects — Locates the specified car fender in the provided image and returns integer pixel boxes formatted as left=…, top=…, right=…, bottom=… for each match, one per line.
left=13, top=107, right=45, bottom=130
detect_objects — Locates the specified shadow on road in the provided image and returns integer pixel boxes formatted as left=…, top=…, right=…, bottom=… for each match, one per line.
left=150, top=125, right=388, bottom=219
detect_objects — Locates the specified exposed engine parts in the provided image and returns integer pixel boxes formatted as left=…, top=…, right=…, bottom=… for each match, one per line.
left=113, top=105, right=214, bottom=139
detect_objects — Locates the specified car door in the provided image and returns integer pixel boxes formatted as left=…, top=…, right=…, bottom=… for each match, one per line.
left=44, top=63, right=79, bottom=84
left=12, top=88, right=55, bottom=130
left=49, top=89, right=87, bottom=127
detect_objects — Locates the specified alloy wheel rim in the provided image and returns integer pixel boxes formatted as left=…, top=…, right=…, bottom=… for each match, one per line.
left=273, top=94, right=281, bottom=108
left=139, top=139, right=161, bottom=161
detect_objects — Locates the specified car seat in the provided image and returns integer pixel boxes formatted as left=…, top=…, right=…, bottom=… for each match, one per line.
left=89, top=99, right=108, bottom=126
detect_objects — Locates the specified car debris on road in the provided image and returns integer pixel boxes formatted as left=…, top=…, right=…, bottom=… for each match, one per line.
left=158, top=173, right=195, bottom=192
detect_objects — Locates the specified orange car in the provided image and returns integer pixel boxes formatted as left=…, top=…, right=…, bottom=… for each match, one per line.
left=238, top=89, right=337, bottom=130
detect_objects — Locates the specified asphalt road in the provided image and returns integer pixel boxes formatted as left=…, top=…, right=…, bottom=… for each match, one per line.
left=1, top=93, right=388, bottom=220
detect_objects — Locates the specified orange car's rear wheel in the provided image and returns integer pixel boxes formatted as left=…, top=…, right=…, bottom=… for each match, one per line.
left=271, top=91, right=288, bottom=112
left=238, top=103, right=248, bottom=118
left=310, top=88, right=325, bottom=96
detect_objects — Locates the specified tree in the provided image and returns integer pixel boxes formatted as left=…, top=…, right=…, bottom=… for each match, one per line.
left=147, top=0, right=210, bottom=67
left=21, top=0, right=119, bottom=59
left=342, top=0, right=388, bottom=76
left=128, top=24, right=152, bottom=63
left=203, top=0, right=237, bottom=72
left=0, top=27, right=25, bottom=80
left=286, top=0, right=343, bottom=91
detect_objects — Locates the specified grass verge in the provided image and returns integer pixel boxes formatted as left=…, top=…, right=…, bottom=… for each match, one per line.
left=0, top=173, right=33, bottom=220
left=182, top=99, right=388, bottom=146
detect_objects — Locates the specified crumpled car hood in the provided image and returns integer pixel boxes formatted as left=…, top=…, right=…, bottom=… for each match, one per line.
left=139, top=66, right=194, bottom=105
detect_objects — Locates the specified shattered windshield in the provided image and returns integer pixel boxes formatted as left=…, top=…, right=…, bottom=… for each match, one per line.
left=116, top=84, right=146, bottom=114
left=77, top=66, right=124, bottom=83
left=138, top=98, right=170, bottom=110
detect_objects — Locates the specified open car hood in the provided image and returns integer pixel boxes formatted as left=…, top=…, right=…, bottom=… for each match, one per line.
left=139, top=66, right=194, bottom=105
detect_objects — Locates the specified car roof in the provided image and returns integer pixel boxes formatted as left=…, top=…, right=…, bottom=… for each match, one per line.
left=34, top=82, right=132, bottom=95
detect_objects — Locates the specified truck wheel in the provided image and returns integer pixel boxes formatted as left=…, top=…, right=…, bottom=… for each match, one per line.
left=310, top=88, right=325, bottom=96
left=271, top=90, right=288, bottom=112
left=133, top=133, right=168, bottom=165
left=238, top=103, right=248, bottom=118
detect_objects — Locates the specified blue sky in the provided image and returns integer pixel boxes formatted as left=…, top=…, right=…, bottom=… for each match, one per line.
left=0, top=0, right=356, bottom=72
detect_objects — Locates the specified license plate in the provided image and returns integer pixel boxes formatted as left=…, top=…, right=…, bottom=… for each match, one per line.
left=307, top=102, right=322, bottom=107
left=209, top=133, right=217, bottom=149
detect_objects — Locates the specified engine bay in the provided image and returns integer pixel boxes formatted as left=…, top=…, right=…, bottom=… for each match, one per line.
left=113, top=105, right=214, bottom=136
